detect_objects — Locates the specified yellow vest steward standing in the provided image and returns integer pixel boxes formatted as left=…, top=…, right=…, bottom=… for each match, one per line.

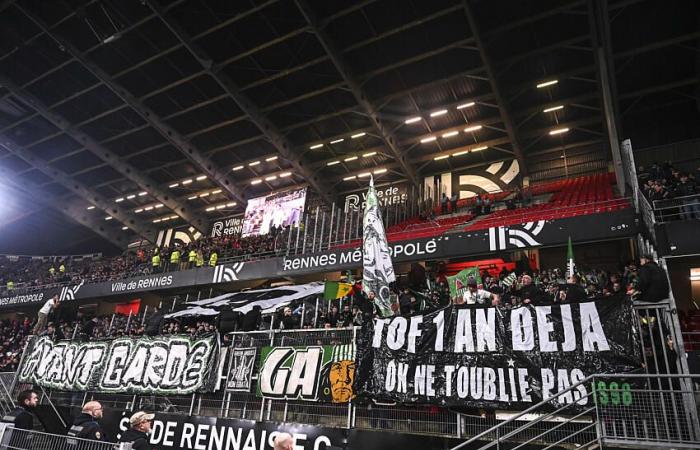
left=6, top=281, right=13, bottom=291
left=188, top=250, right=197, bottom=263
left=209, top=252, right=218, bottom=267
left=196, top=251, right=204, bottom=267
left=170, top=249, right=180, bottom=265
left=49, top=266, right=55, bottom=276
left=59, top=264, right=65, bottom=274
left=152, top=253, right=161, bottom=267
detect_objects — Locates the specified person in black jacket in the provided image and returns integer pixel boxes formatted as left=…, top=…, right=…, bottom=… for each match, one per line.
left=239, top=305, right=262, bottom=331
left=558, top=274, right=588, bottom=303
left=636, top=255, right=670, bottom=302
left=2, top=390, right=37, bottom=430
left=67, top=401, right=106, bottom=441
left=516, top=275, right=544, bottom=305
left=118, top=411, right=153, bottom=450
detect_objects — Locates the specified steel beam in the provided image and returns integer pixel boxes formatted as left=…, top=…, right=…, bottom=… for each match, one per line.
left=462, top=1, right=529, bottom=177
left=0, top=74, right=207, bottom=234
left=295, top=0, right=421, bottom=188
left=16, top=4, right=247, bottom=211
left=144, top=0, right=336, bottom=205
left=0, top=139, right=154, bottom=244
left=587, top=0, right=626, bottom=193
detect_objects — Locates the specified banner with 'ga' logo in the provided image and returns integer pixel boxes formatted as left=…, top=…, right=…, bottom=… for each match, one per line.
left=257, top=344, right=356, bottom=403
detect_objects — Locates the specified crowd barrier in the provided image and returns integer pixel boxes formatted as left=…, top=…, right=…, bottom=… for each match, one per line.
left=0, top=426, right=130, bottom=450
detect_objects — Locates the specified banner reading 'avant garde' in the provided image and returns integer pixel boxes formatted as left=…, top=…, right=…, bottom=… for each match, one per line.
left=18, top=334, right=219, bottom=395
left=355, top=298, right=642, bottom=409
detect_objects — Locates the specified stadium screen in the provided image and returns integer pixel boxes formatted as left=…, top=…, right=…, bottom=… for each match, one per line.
left=241, top=187, right=307, bottom=237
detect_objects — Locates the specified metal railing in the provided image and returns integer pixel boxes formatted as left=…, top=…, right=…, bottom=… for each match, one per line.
left=451, top=373, right=700, bottom=450
left=651, top=193, right=700, bottom=223
left=0, top=426, right=131, bottom=450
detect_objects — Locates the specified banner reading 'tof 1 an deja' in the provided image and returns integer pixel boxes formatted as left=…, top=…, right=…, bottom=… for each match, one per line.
left=355, top=298, right=642, bottom=410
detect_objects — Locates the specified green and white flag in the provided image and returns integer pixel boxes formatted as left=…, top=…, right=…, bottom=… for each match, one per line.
left=362, top=176, right=396, bottom=317
left=447, top=267, right=481, bottom=299
left=567, top=236, right=575, bottom=278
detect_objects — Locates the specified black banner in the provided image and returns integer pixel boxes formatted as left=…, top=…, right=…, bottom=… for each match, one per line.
left=18, top=334, right=219, bottom=395
left=355, top=298, right=642, bottom=409
left=226, top=347, right=257, bottom=392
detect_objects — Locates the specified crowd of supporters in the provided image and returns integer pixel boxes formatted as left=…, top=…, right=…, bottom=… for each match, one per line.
left=0, top=228, right=291, bottom=295
left=638, top=161, right=700, bottom=220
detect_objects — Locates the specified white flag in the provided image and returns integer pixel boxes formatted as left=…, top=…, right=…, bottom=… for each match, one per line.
left=362, top=176, right=396, bottom=317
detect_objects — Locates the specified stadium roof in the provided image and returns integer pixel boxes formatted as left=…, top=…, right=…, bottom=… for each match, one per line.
left=0, top=0, right=697, bottom=253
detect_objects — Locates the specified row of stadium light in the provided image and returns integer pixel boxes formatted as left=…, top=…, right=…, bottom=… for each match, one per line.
left=420, top=124, right=484, bottom=144
left=153, top=215, right=179, bottom=224
left=187, top=188, right=223, bottom=200
left=114, top=191, right=148, bottom=203
left=343, top=168, right=387, bottom=181
left=307, top=133, right=367, bottom=150
left=250, top=172, right=292, bottom=185
left=205, top=202, right=237, bottom=212
left=433, top=145, right=488, bottom=161
left=168, top=174, right=209, bottom=189
left=133, top=203, right=165, bottom=214
left=326, top=150, right=378, bottom=167
left=232, top=155, right=278, bottom=171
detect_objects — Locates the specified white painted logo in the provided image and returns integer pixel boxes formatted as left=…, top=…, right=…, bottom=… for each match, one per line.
left=488, top=220, right=545, bottom=251
left=212, top=263, right=245, bottom=283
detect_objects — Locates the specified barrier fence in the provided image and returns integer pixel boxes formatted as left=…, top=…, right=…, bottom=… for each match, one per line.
left=0, top=427, right=130, bottom=450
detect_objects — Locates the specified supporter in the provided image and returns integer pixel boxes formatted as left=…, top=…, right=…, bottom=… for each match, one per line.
left=279, top=307, right=299, bottom=330
left=273, top=433, right=293, bottom=450
left=483, top=195, right=492, bottom=214
left=457, top=277, right=494, bottom=305
left=67, top=401, right=106, bottom=441
left=450, top=192, right=458, bottom=213
left=515, top=274, right=543, bottom=305
left=4, top=390, right=38, bottom=430
left=118, top=411, right=153, bottom=450
left=327, top=306, right=341, bottom=328
left=636, top=255, right=670, bottom=302
left=34, top=294, right=59, bottom=334
left=340, top=304, right=353, bottom=327
left=399, top=287, right=413, bottom=316
left=675, top=173, right=700, bottom=219
left=440, top=193, right=448, bottom=214
left=239, top=305, right=262, bottom=331
left=558, top=274, right=588, bottom=303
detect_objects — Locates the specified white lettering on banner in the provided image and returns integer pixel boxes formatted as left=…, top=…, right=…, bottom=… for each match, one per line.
left=0, top=292, right=44, bottom=306
left=111, top=275, right=173, bottom=293
left=211, top=216, right=244, bottom=237
left=19, top=335, right=214, bottom=394
left=129, top=416, right=338, bottom=450
left=344, top=185, right=408, bottom=212
left=258, top=347, right=323, bottom=400
left=281, top=239, right=438, bottom=272
left=375, top=303, right=612, bottom=356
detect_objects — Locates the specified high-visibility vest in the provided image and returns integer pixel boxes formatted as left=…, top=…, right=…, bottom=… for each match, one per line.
left=196, top=253, right=204, bottom=267
left=170, top=250, right=180, bottom=264
left=49, top=266, right=55, bottom=275
left=209, top=252, right=218, bottom=267
left=6, top=281, right=13, bottom=290
left=188, top=250, right=197, bottom=263
left=152, top=254, right=161, bottom=267
left=59, top=264, right=65, bottom=273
